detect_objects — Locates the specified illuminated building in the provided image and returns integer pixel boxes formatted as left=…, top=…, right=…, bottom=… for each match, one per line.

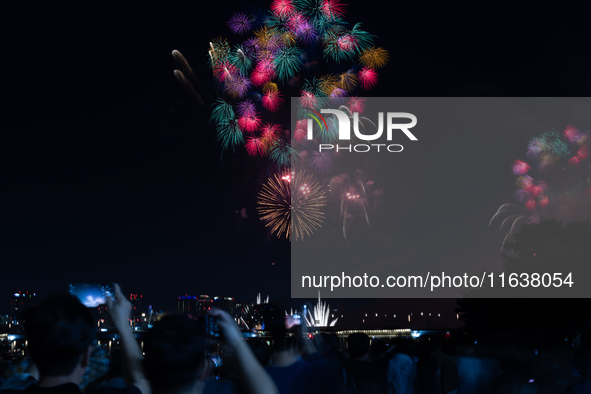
left=178, top=295, right=238, bottom=318
left=8, top=291, right=36, bottom=333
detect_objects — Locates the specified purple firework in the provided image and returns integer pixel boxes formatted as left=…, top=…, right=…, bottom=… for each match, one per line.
left=310, top=151, right=335, bottom=174
left=227, top=13, right=252, bottom=34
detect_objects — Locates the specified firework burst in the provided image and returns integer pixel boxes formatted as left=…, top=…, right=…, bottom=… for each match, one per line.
left=359, top=46, right=390, bottom=69
left=491, top=127, right=591, bottom=251
left=257, top=171, right=327, bottom=241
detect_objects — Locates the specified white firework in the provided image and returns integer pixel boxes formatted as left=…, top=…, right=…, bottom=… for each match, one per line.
left=256, top=293, right=269, bottom=305
left=305, top=292, right=338, bottom=327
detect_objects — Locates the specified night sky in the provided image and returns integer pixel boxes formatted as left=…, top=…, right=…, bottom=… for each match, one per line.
left=3, top=1, right=590, bottom=316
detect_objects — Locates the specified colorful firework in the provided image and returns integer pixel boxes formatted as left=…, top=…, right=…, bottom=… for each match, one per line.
left=169, top=2, right=390, bottom=241
left=491, top=126, right=591, bottom=251
left=257, top=171, right=327, bottom=241
left=201, top=0, right=388, bottom=165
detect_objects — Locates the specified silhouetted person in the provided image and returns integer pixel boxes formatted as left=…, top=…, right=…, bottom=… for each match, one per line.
left=0, top=284, right=149, bottom=394
left=144, top=309, right=277, bottom=394
left=343, top=334, right=388, bottom=394
left=385, top=340, right=416, bottom=394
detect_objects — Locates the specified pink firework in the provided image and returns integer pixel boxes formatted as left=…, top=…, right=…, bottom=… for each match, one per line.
left=358, top=67, right=378, bottom=89
left=286, top=11, right=305, bottom=31
left=227, top=13, right=252, bottom=34
left=526, top=184, right=543, bottom=198
left=525, top=199, right=537, bottom=211
left=577, top=147, right=589, bottom=161
left=300, top=91, right=318, bottom=108
left=539, top=196, right=549, bottom=207
left=337, top=35, right=357, bottom=52
left=251, top=68, right=272, bottom=87
left=271, top=0, right=295, bottom=17
left=563, top=125, right=581, bottom=143
left=262, top=90, right=284, bottom=112
left=261, top=123, right=281, bottom=141
left=512, top=160, right=531, bottom=175
left=347, top=97, right=365, bottom=113
left=238, top=114, right=262, bottom=133
left=255, top=58, right=276, bottom=76
left=321, top=0, right=346, bottom=19
left=213, top=61, right=238, bottom=82
left=296, top=119, right=308, bottom=129
left=568, top=155, right=581, bottom=167
left=518, top=174, right=534, bottom=188
left=293, top=126, right=307, bottom=143
left=245, top=137, right=266, bottom=156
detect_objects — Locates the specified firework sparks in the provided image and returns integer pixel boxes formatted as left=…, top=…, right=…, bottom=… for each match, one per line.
left=257, top=171, right=327, bottom=241
left=492, top=127, right=591, bottom=251
left=262, top=90, right=284, bottom=112
left=359, top=46, right=390, bottom=69
left=227, top=13, right=253, bottom=34
left=358, top=67, right=378, bottom=89
left=304, top=292, right=338, bottom=327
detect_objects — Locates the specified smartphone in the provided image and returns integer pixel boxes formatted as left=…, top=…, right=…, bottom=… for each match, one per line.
left=285, top=313, right=301, bottom=329
left=69, top=283, right=114, bottom=308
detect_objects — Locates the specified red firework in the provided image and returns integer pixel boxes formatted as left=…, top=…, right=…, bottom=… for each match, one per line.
left=347, top=97, right=366, bottom=113
left=245, top=137, right=266, bottom=156
left=271, top=0, right=296, bottom=17
left=525, top=199, right=537, bottom=210
left=512, top=160, right=531, bottom=175
left=358, top=67, right=378, bottom=89
left=321, top=0, right=346, bottom=19
left=262, top=90, right=284, bottom=112
left=238, top=114, right=262, bottom=133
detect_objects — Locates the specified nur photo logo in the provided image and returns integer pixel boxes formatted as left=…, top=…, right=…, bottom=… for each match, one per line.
left=301, top=107, right=418, bottom=153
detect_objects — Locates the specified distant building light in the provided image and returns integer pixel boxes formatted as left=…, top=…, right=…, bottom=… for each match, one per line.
left=100, top=329, right=108, bottom=332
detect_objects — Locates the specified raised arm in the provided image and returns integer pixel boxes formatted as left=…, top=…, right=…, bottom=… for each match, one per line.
left=107, top=284, right=151, bottom=394
left=208, top=308, right=278, bottom=394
